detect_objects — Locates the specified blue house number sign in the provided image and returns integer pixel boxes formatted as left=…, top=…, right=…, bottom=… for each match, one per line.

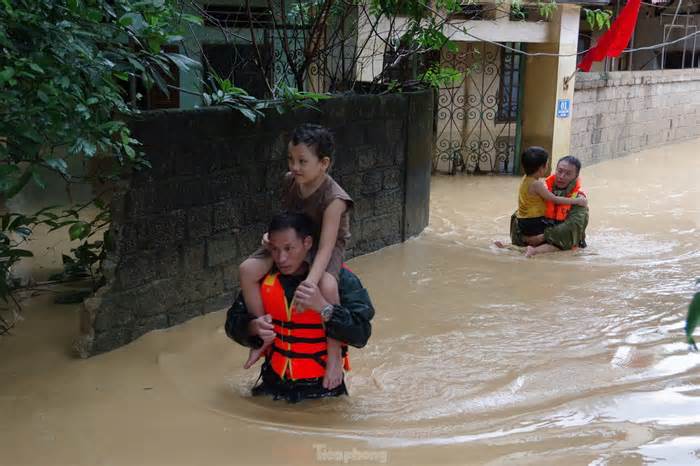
left=557, top=99, right=571, bottom=118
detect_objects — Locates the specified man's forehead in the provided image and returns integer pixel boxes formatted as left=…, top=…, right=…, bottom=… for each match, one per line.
left=557, top=161, right=575, bottom=171
left=269, top=228, right=303, bottom=243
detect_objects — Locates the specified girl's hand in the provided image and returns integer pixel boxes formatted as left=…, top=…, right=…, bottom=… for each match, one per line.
left=293, top=281, right=328, bottom=313
left=261, top=232, right=270, bottom=249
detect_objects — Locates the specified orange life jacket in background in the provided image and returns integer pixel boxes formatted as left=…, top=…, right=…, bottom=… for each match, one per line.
left=261, top=273, right=349, bottom=380
left=544, top=175, right=584, bottom=222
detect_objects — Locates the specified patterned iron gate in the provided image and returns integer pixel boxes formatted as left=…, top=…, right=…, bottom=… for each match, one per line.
left=433, top=42, right=525, bottom=175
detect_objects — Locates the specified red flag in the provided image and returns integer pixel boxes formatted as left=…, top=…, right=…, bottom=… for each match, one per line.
left=577, top=0, right=641, bottom=72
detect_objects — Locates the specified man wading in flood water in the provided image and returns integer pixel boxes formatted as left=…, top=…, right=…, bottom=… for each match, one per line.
left=225, top=212, right=374, bottom=403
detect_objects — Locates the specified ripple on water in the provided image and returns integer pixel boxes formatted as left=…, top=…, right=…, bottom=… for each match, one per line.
left=149, top=145, right=700, bottom=464
left=636, top=436, right=700, bottom=466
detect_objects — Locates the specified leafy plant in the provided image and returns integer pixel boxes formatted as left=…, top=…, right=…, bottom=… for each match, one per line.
left=0, top=209, right=45, bottom=333
left=0, top=0, right=199, bottom=311
left=271, top=84, right=332, bottom=113
left=203, top=74, right=265, bottom=122
left=202, top=73, right=330, bottom=121
left=419, top=64, right=464, bottom=88
left=584, top=8, right=612, bottom=31
left=45, top=199, right=111, bottom=291
left=510, top=0, right=526, bottom=20
left=538, top=0, right=558, bottom=20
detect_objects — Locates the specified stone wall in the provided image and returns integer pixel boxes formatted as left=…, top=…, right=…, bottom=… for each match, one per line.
left=571, top=69, right=700, bottom=165
left=76, top=90, right=434, bottom=356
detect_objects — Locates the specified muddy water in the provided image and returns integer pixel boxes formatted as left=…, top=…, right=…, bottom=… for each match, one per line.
left=1, top=140, right=699, bottom=466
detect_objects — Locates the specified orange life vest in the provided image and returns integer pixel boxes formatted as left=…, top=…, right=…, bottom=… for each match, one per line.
left=544, top=175, right=584, bottom=222
left=261, top=273, right=349, bottom=380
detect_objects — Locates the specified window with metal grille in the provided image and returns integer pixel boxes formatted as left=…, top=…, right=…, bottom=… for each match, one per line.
left=496, top=43, right=522, bottom=123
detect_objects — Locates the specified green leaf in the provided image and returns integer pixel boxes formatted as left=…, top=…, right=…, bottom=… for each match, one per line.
left=2, top=168, right=33, bottom=199
left=0, top=67, right=15, bottom=84
left=148, top=68, right=170, bottom=94
left=182, top=14, right=204, bottom=25
left=127, top=57, right=146, bottom=73
left=47, top=220, right=80, bottom=233
left=147, top=37, right=164, bottom=54
left=85, top=140, right=97, bottom=157
left=237, top=107, right=259, bottom=122
left=596, top=12, right=604, bottom=30
left=166, top=53, right=200, bottom=71
left=0, top=248, right=33, bottom=259
left=12, top=249, right=34, bottom=258
left=45, top=158, right=69, bottom=176
left=28, top=63, right=44, bottom=74
left=0, top=165, right=20, bottom=181
left=86, top=8, right=104, bottom=22
left=69, top=222, right=90, bottom=241
left=57, top=75, right=71, bottom=88
left=31, top=170, right=46, bottom=189
left=124, top=145, right=136, bottom=159
left=8, top=214, right=29, bottom=231
left=120, top=13, right=148, bottom=32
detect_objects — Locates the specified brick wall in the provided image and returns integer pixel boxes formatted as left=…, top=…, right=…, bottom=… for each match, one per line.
left=571, top=69, right=700, bottom=165
left=75, top=90, right=434, bottom=356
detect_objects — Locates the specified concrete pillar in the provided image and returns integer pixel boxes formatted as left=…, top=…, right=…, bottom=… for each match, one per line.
left=521, top=5, right=581, bottom=171
left=551, top=5, right=581, bottom=162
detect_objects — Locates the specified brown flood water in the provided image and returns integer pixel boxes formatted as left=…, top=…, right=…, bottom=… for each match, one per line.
left=1, top=140, right=699, bottom=466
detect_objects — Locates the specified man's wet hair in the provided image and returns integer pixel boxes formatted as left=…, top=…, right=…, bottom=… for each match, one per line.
left=268, top=212, right=315, bottom=240
left=521, top=146, right=549, bottom=176
left=290, top=124, right=335, bottom=162
left=557, top=155, right=581, bottom=175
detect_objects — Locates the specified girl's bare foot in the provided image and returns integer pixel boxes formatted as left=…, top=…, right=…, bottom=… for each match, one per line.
left=525, top=245, right=537, bottom=258
left=323, top=354, right=343, bottom=389
left=243, top=342, right=270, bottom=369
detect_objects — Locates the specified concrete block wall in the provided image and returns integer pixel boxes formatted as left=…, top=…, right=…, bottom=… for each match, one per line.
left=76, top=91, right=434, bottom=356
left=571, top=69, right=700, bottom=165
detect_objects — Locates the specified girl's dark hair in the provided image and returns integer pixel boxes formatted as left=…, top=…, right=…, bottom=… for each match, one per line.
left=521, top=146, right=549, bottom=176
left=290, top=124, right=335, bottom=161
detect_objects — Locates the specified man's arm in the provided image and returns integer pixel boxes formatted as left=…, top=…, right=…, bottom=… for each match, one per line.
left=325, top=270, right=375, bottom=348
left=294, top=268, right=375, bottom=348
left=532, top=180, right=586, bottom=206
left=224, top=293, right=264, bottom=348
left=543, top=204, right=589, bottom=250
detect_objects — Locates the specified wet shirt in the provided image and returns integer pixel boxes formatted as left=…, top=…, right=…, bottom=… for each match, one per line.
left=281, top=172, right=353, bottom=252
left=517, top=175, right=546, bottom=219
